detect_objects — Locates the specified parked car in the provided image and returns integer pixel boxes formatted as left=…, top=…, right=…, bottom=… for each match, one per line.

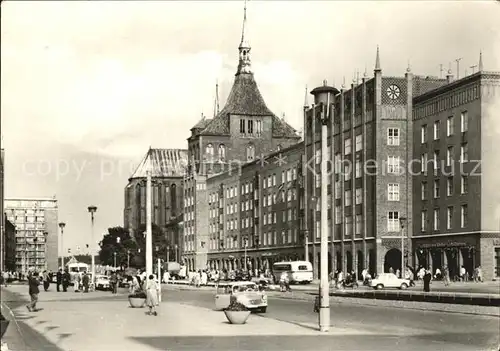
left=370, top=273, right=410, bottom=290
left=95, top=275, right=111, bottom=291
left=214, top=282, right=267, bottom=313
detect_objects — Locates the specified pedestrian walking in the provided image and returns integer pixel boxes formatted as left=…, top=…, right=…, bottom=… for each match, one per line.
left=56, top=269, right=62, bottom=292
left=42, top=270, right=50, bottom=292
left=82, top=272, right=90, bottom=293
left=62, top=269, right=70, bottom=292
left=146, top=275, right=160, bottom=316
left=423, top=269, right=432, bottom=292
left=74, top=273, right=81, bottom=292
left=110, top=272, right=118, bottom=294
left=443, top=266, right=450, bottom=286
left=26, top=272, right=40, bottom=312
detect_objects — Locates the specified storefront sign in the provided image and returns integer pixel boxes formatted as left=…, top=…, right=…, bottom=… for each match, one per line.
left=419, top=242, right=469, bottom=249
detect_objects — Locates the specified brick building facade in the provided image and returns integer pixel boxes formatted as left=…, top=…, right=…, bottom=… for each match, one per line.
left=412, top=65, right=500, bottom=281
left=124, top=148, right=188, bottom=255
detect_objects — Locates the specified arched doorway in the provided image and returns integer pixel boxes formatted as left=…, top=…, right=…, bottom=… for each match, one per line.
left=384, top=248, right=402, bottom=273
left=357, top=250, right=363, bottom=279
left=336, top=252, right=342, bottom=272
left=346, top=251, right=353, bottom=273
left=368, top=249, right=376, bottom=275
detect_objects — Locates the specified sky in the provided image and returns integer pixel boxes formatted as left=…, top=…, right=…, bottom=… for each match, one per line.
left=1, top=1, right=500, bottom=256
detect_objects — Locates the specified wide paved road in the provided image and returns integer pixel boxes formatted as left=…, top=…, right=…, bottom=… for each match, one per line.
left=164, top=286, right=499, bottom=351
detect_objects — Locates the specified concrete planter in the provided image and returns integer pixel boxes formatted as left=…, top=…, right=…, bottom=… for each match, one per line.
left=128, top=297, right=146, bottom=308
left=224, top=310, right=251, bottom=325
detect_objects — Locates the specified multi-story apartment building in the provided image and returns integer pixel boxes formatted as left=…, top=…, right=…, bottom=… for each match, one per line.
left=124, top=148, right=188, bottom=251
left=412, top=65, right=500, bottom=281
left=5, top=197, right=59, bottom=272
left=182, top=6, right=300, bottom=270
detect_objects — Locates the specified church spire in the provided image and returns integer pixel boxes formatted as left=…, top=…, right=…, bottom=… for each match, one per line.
left=374, top=45, right=381, bottom=72
left=478, top=51, right=483, bottom=71
left=236, top=0, right=252, bottom=75
left=213, top=80, right=220, bottom=117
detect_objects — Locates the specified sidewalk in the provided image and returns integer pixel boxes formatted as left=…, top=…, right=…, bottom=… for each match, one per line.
left=1, top=286, right=374, bottom=351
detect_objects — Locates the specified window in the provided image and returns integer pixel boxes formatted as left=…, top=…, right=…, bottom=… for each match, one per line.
left=240, top=119, right=246, bottom=134
left=335, top=154, right=341, bottom=174
left=248, top=120, right=254, bottom=134
left=447, top=177, right=454, bottom=196
left=246, top=144, right=255, bottom=161
left=387, top=128, right=400, bottom=146
left=335, top=181, right=341, bottom=199
left=355, top=135, right=363, bottom=151
left=421, top=125, right=427, bottom=143
left=387, top=156, right=400, bottom=174
left=421, top=181, right=427, bottom=200
left=344, top=138, right=352, bottom=155
left=205, top=143, right=214, bottom=160
left=272, top=174, right=276, bottom=186
left=460, top=143, right=468, bottom=163
left=315, top=174, right=321, bottom=188
left=345, top=190, right=352, bottom=206
left=355, top=215, right=362, bottom=235
left=355, top=188, right=362, bottom=204
left=447, top=116, right=454, bottom=136
left=433, top=150, right=440, bottom=170
left=421, top=153, right=428, bottom=173
left=315, top=149, right=321, bottom=164
left=345, top=216, right=353, bottom=237
left=446, top=146, right=454, bottom=166
left=461, top=111, right=468, bottom=132
left=388, top=183, right=400, bottom=201
left=255, top=120, right=263, bottom=136
left=387, top=211, right=400, bottom=232
left=447, top=206, right=453, bottom=229
left=344, top=163, right=351, bottom=181
left=218, top=144, right=226, bottom=161
left=421, top=210, right=428, bottom=232
left=461, top=176, right=468, bottom=194
left=461, top=205, right=468, bottom=228
left=433, top=208, right=440, bottom=231
left=434, top=121, right=440, bottom=140
left=434, top=179, right=440, bottom=198
left=495, top=248, right=500, bottom=278
left=335, top=206, right=341, bottom=224
left=355, top=161, right=361, bottom=178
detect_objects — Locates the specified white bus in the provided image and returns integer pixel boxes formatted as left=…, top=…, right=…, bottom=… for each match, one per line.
left=272, top=261, right=313, bottom=284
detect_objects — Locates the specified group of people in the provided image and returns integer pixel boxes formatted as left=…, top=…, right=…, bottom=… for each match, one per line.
left=127, top=269, right=160, bottom=316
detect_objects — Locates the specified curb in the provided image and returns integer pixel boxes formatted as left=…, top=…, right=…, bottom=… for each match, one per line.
left=166, top=280, right=500, bottom=307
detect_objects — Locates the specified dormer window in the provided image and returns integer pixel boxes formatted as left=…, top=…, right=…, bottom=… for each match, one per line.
left=246, top=144, right=255, bottom=161
left=218, top=144, right=226, bottom=161
left=248, top=120, right=254, bottom=134
left=240, top=119, right=246, bottom=134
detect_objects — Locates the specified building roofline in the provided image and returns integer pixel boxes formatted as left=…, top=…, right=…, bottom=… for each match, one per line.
left=5, top=197, right=57, bottom=201
left=413, top=71, right=500, bottom=103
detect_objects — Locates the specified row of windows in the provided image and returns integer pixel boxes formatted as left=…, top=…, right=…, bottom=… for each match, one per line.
left=420, top=205, right=468, bottom=231
left=421, top=111, right=468, bottom=143
left=421, top=176, right=468, bottom=200
left=204, top=144, right=226, bottom=161
left=239, top=118, right=263, bottom=136
left=420, top=143, right=469, bottom=173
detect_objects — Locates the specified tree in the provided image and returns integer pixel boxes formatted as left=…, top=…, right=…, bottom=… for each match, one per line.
left=98, top=227, right=138, bottom=268
left=135, top=224, right=171, bottom=264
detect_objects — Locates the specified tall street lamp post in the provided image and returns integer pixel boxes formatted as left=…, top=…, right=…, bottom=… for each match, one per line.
left=311, top=80, right=339, bottom=332
left=87, top=206, right=97, bottom=284
left=113, top=252, right=117, bottom=269
left=399, top=217, right=407, bottom=278
left=34, top=237, right=38, bottom=270
left=43, top=231, right=48, bottom=270
left=58, top=222, right=66, bottom=269
left=243, top=237, right=248, bottom=271
left=174, top=244, right=178, bottom=262
left=145, top=168, right=153, bottom=276
left=127, top=249, right=130, bottom=268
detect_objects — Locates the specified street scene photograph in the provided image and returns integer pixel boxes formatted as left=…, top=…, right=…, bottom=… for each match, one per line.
left=1, top=0, right=500, bottom=350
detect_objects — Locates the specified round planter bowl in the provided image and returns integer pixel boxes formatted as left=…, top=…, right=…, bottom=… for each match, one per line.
left=128, top=297, right=146, bottom=308
left=224, top=310, right=251, bottom=325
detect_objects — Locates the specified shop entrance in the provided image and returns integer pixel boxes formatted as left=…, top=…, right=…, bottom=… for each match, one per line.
left=357, top=250, right=364, bottom=279
left=384, top=248, right=402, bottom=273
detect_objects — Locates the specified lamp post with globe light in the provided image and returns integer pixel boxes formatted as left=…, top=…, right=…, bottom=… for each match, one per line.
left=399, top=217, right=407, bottom=278
left=310, top=80, right=340, bottom=333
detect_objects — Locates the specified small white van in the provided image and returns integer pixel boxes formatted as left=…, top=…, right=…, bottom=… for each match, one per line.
left=272, top=261, right=313, bottom=284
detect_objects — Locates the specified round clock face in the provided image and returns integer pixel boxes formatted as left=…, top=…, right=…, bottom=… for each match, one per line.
left=386, top=84, right=401, bottom=100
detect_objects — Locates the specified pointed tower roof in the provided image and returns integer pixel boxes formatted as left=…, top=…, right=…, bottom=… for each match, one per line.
left=198, top=1, right=298, bottom=140
left=479, top=51, right=483, bottom=71
left=239, top=0, right=250, bottom=49
left=374, top=45, right=381, bottom=72
left=303, top=85, right=309, bottom=108
left=129, top=148, right=188, bottom=180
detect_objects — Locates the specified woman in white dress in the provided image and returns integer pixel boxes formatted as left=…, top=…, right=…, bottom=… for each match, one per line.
left=146, top=275, right=160, bottom=316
